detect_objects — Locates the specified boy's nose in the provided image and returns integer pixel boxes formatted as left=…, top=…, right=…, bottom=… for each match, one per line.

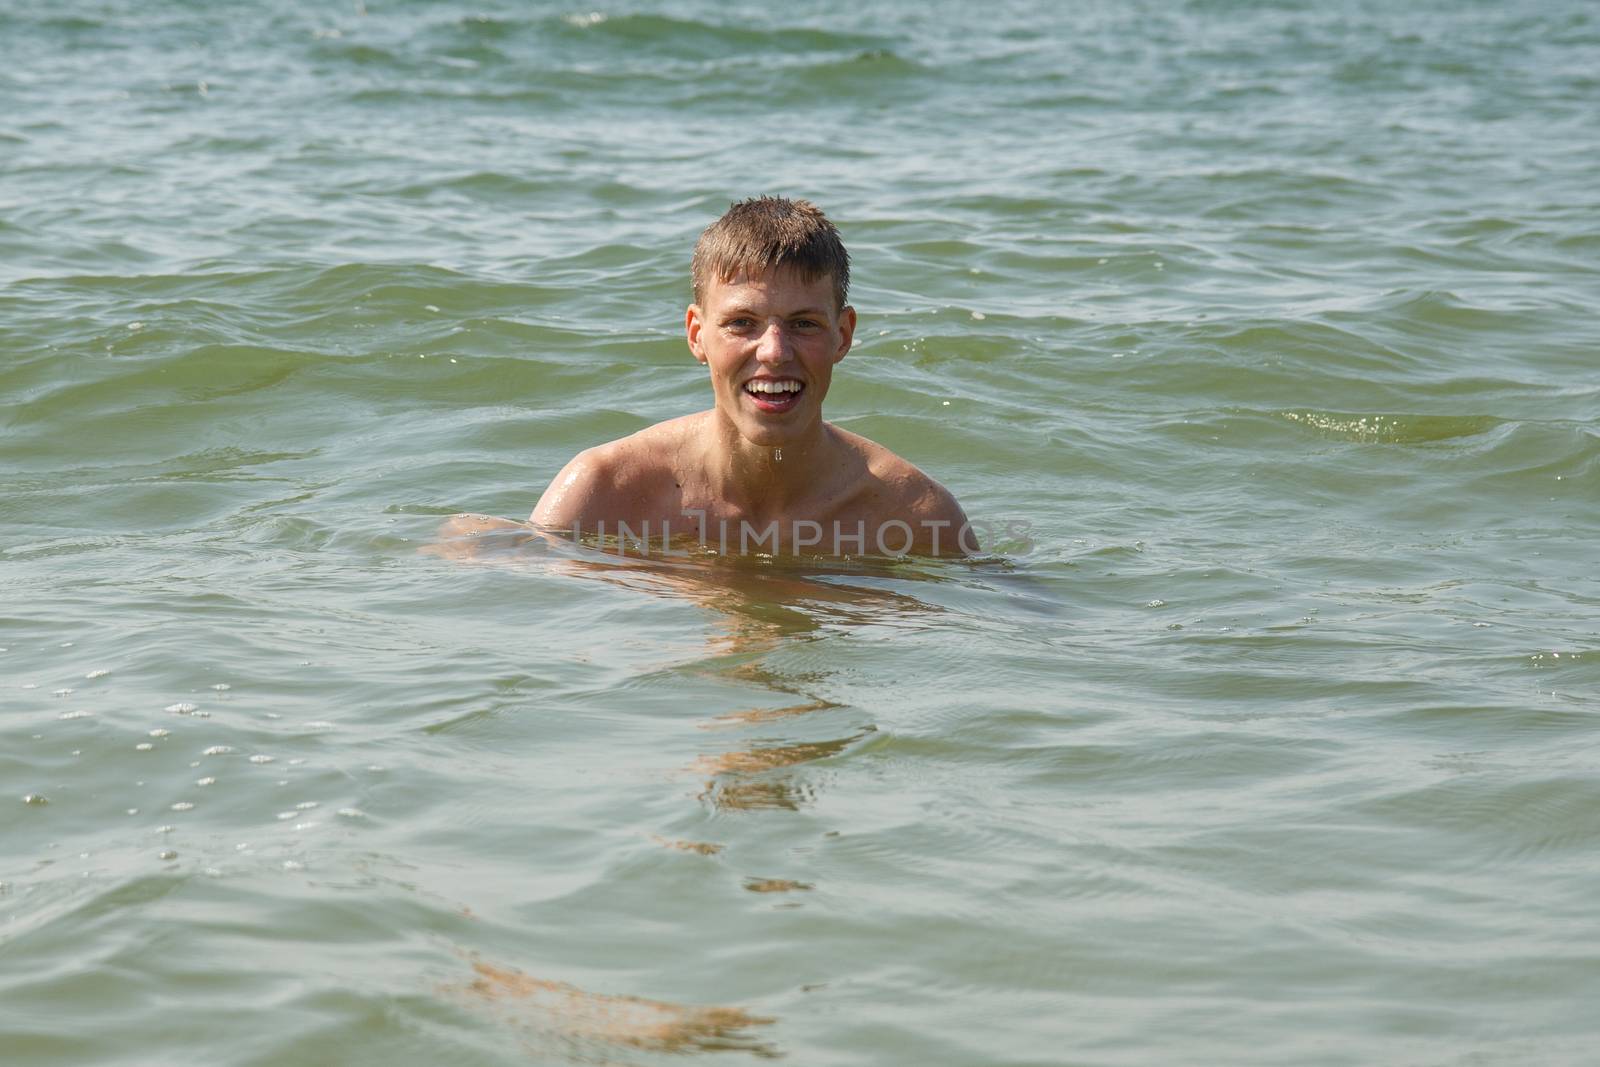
left=755, top=323, right=788, bottom=363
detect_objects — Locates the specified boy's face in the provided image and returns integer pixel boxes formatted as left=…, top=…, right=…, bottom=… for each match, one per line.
left=686, top=267, right=856, bottom=448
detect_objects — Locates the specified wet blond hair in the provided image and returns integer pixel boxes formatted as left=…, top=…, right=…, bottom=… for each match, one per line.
left=691, top=196, right=850, bottom=311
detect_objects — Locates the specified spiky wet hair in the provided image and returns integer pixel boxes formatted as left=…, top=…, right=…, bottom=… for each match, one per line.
left=691, top=196, right=850, bottom=311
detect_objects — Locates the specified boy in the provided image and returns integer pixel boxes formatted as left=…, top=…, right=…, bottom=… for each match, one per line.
left=529, top=196, right=970, bottom=557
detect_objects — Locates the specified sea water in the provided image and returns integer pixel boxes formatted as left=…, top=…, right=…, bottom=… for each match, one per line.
left=2, top=1, right=1598, bottom=1063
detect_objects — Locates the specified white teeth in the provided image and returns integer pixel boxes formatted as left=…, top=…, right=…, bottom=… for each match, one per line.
left=746, top=380, right=801, bottom=395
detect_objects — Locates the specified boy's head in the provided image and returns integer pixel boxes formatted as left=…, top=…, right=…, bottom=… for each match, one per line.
left=691, top=196, right=850, bottom=312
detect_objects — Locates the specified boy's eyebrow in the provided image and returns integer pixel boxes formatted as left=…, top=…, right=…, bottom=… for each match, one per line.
left=720, top=303, right=829, bottom=318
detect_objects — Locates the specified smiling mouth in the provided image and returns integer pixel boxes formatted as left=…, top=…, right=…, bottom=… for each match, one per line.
left=743, top=379, right=805, bottom=412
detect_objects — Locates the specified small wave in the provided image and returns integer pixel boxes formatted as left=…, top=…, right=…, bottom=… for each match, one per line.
left=309, top=40, right=406, bottom=67
left=351, top=170, right=569, bottom=201
left=347, top=85, right=562, bottom=108
left=1341, top=288, right=1549, bottom=338
left=546, top=12, right=889, bottom=60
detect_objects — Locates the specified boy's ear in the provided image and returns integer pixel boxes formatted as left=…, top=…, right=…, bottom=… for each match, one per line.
left=834, top=305, right=857, bottom=363
left=685, top=304, right=708, bottom=364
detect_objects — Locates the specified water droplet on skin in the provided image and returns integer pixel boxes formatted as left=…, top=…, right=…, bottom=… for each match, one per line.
left=773, top=448, right=782, bottom=462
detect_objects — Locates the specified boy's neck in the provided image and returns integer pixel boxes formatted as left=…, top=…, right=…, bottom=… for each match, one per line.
left=703, top=412, right=837, bottom=519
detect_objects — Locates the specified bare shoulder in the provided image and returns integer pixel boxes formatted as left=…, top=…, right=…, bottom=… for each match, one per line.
left=828, top=425, right=970, bottom=546
left=529, top=415, right=698, bottom=527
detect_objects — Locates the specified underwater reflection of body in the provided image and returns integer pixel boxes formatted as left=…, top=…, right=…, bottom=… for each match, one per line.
left=424, top=513, right=968, bottom=1057
left=454, top=954, right=780, bottom=1060
left=427, top=512, right=947, bottom=812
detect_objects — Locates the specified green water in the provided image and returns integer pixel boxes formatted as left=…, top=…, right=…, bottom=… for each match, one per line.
left=3, top=1, right=1598, bottom=1063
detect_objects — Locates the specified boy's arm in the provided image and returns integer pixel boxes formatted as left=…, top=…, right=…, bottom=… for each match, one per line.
left=529, top=448, right=612, bottom=529
left=912, top=480, right=973, bottom=557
